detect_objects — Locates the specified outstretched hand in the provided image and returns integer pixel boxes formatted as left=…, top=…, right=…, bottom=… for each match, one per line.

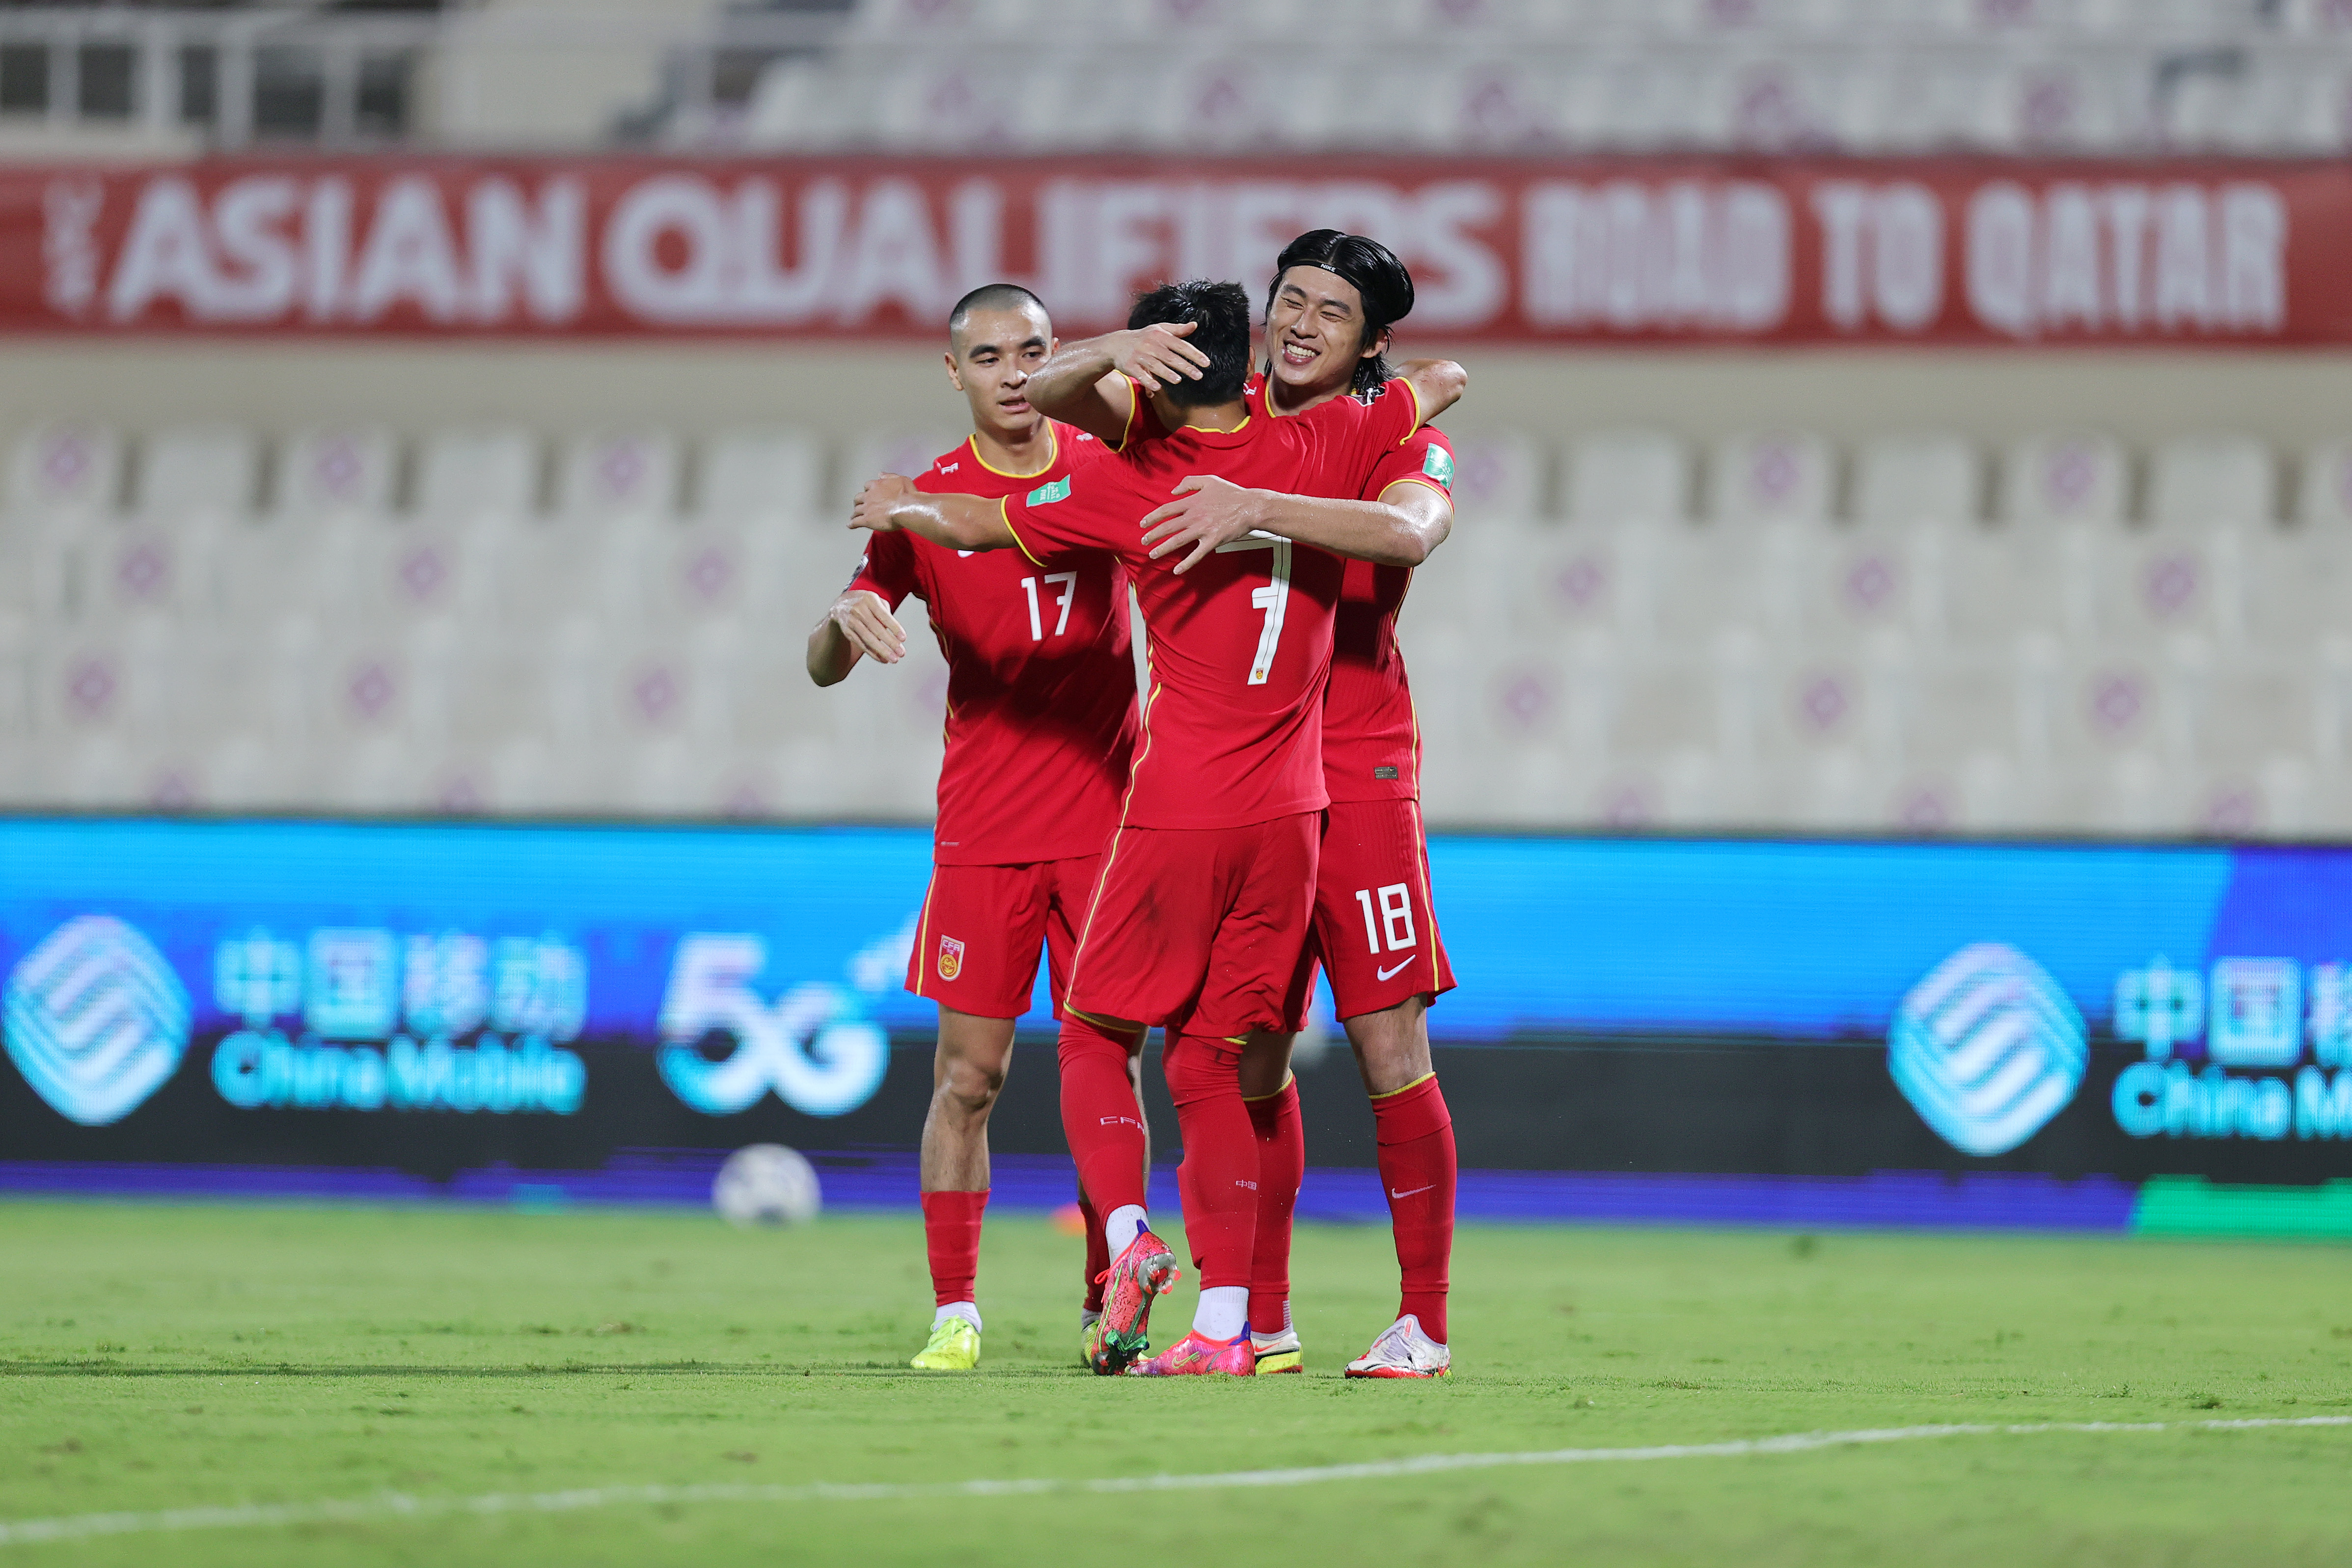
left=829, top=588, right=906, bottom=665
left=1112, top=322, right=1213, bottom=394
left=850, top=473, right=917, bottom=534
left=1139, top=474, right=1269, bottom=575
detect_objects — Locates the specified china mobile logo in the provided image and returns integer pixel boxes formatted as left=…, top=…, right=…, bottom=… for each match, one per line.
left=1889, top=943, right=2086, bottom=1157
left=656, top=935, right=887, bottom=1117
left=3, top=916, right=191, bottom=1126
left=2110, top=955, right=2352, bottom=1141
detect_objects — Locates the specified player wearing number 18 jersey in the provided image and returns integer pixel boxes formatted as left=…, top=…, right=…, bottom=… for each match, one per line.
left=853, top=278, right=1465, bottom=1377
left=810, top=284, right=1140, bottom=1373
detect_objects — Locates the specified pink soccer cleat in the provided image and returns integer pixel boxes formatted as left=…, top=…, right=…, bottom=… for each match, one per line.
left=1090, top=1230, right=1180, bottom=1375
left=1125, top=1329, right=1255, bottom=1377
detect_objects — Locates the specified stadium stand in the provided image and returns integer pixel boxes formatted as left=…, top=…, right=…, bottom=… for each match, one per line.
left=5, top=418, right=2350, bottom=837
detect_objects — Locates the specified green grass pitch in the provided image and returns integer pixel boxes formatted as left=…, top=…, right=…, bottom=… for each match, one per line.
left=2, top=1198, right=2349, bottom=1567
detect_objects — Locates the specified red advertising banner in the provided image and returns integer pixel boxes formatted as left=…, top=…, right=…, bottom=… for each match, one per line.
left=2, top=155, right=2345, bottom=347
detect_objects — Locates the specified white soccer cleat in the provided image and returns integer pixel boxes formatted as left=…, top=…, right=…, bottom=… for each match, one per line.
left=1344, top=1314, right=1450, bottom=1379
left=1251, top=1325, right=1303, bottom=1375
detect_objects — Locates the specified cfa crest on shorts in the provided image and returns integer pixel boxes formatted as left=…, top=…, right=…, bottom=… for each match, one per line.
left=936, top=936, right=965, bottom=982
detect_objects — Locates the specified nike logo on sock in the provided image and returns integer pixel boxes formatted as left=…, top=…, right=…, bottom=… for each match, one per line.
left=1376, top=959, right=1414, bottom=982
left=1388, top=1184, right=1435, bottom=1199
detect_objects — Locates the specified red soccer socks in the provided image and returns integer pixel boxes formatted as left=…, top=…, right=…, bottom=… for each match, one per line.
left=1077, top=1188, right=1108, bottom=1313
left=1163, top=1032, right=1259, bottom=1291
left=920, top=1189, right=988, bottom=1309
left=1372, top=1073, right=1456, bottom=1345
left=1244, top=1074, right=1303, bottom=1334
left=1058, top=1013, right=1149, bottom=1220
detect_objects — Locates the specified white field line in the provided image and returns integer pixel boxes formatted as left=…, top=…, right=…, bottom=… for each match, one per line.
left=2, top=1415, right=2345, bottom=1548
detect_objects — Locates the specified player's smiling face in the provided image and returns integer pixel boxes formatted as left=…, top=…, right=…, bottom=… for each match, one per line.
left=946, top=303, right=1057, bottom=441
left=1264, top=266, right=1386, bottom=406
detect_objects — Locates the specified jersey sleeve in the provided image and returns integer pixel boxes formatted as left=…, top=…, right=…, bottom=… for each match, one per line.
left=845, top=528, right=918, bottom=609
left=1000, top=466, right=1127, bottom=566
left=1106, top=376, right=1168, bottom=453
left=1363, top=425, right=1456, bottom=506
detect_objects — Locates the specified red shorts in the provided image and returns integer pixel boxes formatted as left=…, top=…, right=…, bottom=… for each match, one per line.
left=1064, top=814, right=1320, bottom=1039
left=905, top=855, right=1103, bottom=1020
left=1283, top=798, right=1457, bottom=1028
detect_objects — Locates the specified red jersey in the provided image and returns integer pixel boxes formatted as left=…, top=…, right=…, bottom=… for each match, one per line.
left=1148, top=374, right=1456, bottom=803
left=848, top=422, right=1139, bottom=865
left=1000, top=382, right=1422, bottom=831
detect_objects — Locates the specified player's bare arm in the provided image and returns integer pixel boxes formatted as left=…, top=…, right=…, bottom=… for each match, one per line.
left=852, top=473, right=1018, bottom=552
left=1396, top=358, right=1468, bottom=422
left=806, top=588, right=908, bottom=684
left=1025, top=324, right=1215, bottom=445
left=1140, top=477, right=1453, bottom=574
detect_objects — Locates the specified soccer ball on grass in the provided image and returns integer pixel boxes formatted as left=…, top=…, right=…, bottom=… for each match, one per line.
left=711, top=1143, right=822, bottom=1228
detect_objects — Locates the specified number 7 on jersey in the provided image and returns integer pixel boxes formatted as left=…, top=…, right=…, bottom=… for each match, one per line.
left=1215, top=536, right=1293, bottom=686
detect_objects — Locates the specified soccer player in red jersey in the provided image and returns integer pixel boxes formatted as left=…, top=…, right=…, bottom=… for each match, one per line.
left=808, top=283, right=1144, bottom=1373
left=851, top=280, right=1465, bottom=1376
left=1037, top=232, right=1462, bottom=1378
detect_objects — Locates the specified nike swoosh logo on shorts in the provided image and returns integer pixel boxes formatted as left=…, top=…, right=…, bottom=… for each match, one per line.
left=1376, top=959, right=1414, bottom=982
left=1389, top=1184, right=1434, bottom=1199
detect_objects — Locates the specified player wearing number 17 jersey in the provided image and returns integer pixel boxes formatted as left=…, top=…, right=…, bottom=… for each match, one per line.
left=809, top=284, right=1140, bottom=1374
left=852, top=279, right=1465, bottom=1377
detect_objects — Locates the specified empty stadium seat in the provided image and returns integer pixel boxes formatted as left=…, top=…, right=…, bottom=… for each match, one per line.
left=2295, top=439, right=2352, bottom=527
left=1999, top=431, right=2129, bottom=525
left=1561, top=429, right=1692, bottom=522
left=2094, top=523, right=2249, bottom=646
left=7, top=420, right=122, bottom=519
left=1707, top=431, right=1835, bottom=523
left=136, top=424, right=256, bottom=521
left=2147, top=434, right=2273, bottom=525
left=555, top=430, right=681, bottom=522
left=1852, top=434, right=1981, bottom=523
left=699, top=428, right=826, bottom=524
left=274, top=426, right=398, bottom=520
left=1799, top=520, right=1952, bottom=643
left=1445, top=431, right=1544, bottom=518
left=72, top=520, right=225, bottom=623
left=415, top=428, right=540, bottom=520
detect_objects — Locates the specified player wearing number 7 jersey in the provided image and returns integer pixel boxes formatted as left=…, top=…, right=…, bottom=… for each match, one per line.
left=810, top=283, right=1143, bottom=1374
left=851, top=279, right=1465, bottom=1376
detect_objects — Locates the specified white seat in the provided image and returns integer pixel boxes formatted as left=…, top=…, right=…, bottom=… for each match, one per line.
left=2039, top=644, right=2197, bottom=770
left=30, top=618, right=183, bottom=742
left=2190, top=652, right=2324, bottom=776
left=2243, top=528, right=2352, bottom=656
left=873, top=54, right=1038, bottom=151
left=1139, top=52, right=1332, bottom=153
left=1999, top=431, right=2129, bottom=526
left=188, top=612, right=320, bottom=747
left=274, top=426, right=398, bottom=520
left=740, top=57, right=864, bottom=150
left=1896, top=645, right=2035, bottom=773
left=2094, top=522, right=2249, bottom=647
left=834, top=429, right=963, bottom=515
left=2294, top=440, right=2352, bottom=527
left=1494, top=517, right=1681, bottom=644
left=1707, top=430, right=1834, bottom=524
left=72, top=519, right=226, bottom=623
left=1800, top=520, right=1956, bottom=643
left=1444, top=431, right=1542, bottom=519
left=7, top=420, right=122, bottom=520
left=698, top=428, right=825, bottom=524
left=308, top=621, right=464, bottom=748
left=2147, top=435, right=2273, bottom=526
left=1754, top=637, right=1906, bottom=769
left=555, top=430, right=680, bottom=523
left=350, top=521, right=507, bottom=627
left=136, top=424, right=256, bottom=522
left=1852, top=434, right=1981, bottom=524
left=843, top=0, right=1023, bottom=37
left=1997, top=55, right=2148, bottom=153
left=1393, top=56, right=1571, bottom=151
left=1561, top=429, right=1691, bottom=522
left=415, top=428, right=540, bottom=521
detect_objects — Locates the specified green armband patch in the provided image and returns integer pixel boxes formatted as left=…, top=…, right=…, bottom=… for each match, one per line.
left=1422, top=446, right=1454, bottom=489
left=1027, top=476, right=1072, bottom=506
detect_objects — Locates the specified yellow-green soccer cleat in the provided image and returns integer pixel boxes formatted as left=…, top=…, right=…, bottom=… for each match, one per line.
left=1081, top=1314, right=1106, bottom=1370
left=910, top=1315, right=981, bottom=1371
left=1251, top=1326, right=1304, bottom=1375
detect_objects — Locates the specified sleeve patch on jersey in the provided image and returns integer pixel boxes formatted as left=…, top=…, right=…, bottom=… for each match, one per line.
left=1422, top=445, right=1454, bottom=489
left=1027, top=475, right=1073, bottom=506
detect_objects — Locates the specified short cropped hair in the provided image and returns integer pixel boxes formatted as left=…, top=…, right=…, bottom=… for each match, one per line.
left=1126, top=280, right=1252, bottom=407
left=1266, top=230, right=1416, bottom=396
left=947, top=282, right=1047, bottom=349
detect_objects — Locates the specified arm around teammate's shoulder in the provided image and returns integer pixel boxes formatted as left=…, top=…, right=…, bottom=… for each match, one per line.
left=1397, top=358, right=1468, bottom=425
left=1027, top=325, right=1211, bottom=447
left=851, top=473, right=1017, bottom=553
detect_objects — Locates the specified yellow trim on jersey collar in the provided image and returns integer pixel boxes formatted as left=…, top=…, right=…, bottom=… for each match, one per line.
left=1181, top=414, right=1251, bottom=435
left=967, top=426, right=1059, bottom=480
